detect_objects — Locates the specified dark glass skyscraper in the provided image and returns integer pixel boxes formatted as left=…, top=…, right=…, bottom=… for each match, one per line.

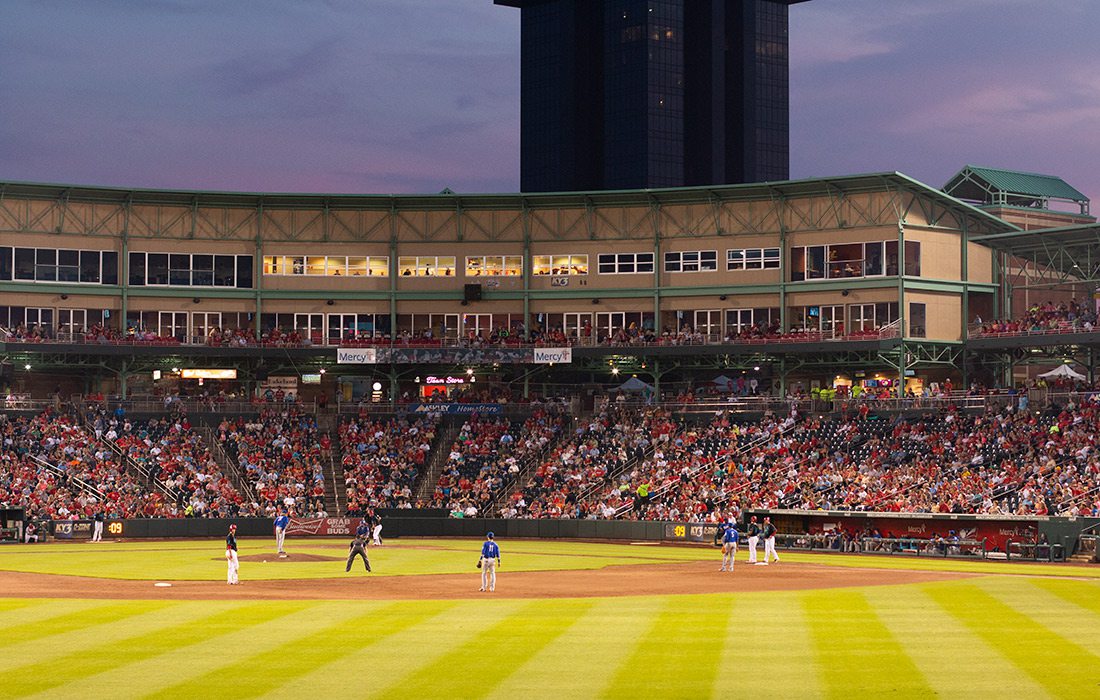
left=497, top=0, right=809, bottom=192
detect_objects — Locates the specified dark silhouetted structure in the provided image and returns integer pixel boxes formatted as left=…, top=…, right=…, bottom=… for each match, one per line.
left=497, top=0, right=810, bottom=192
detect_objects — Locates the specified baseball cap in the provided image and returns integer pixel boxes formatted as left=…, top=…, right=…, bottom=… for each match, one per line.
left=487, top=531, right=495, bottom=539
left=229, top=524, right=237, bottom=530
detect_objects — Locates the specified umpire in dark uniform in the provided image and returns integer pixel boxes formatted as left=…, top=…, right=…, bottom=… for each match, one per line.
left=346, top=519, right=371, bottom=573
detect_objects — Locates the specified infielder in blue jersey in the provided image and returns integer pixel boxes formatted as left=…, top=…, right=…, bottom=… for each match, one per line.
left=273, top=508, right=290, bottom=555
left=479, top=531, right=501, bottom=592
left=720, top=520, right=739, bottom=572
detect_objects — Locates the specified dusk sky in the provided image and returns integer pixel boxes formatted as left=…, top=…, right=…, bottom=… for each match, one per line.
left=2, top=0, right=1098, bottom=204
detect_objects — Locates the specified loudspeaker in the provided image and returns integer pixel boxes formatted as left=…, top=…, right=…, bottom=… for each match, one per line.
left=464, top=284, right=482, bottom=302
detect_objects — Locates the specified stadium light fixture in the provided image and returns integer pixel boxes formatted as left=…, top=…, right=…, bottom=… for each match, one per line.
left=24, top=364, right=31, bottom=370
left=611, top=367, right=620, bottom=375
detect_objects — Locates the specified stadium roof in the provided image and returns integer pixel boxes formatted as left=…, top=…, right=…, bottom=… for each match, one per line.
left=943, top=165, right=1090, bottom=215
left=968, top=223, right=1100, bottom=283
left=0, top=172, right=1014, bottom=233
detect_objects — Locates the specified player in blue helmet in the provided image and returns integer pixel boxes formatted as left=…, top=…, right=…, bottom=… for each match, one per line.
left=720, top=519, right=739, bottom=572
left=479, top=531, right=501, bottom=592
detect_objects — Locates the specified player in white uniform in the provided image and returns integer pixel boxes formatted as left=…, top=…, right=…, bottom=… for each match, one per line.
left=225, top=524, right=240, bottom=584
left=372, top=515, right=383, bottom=546
left=479, top=531, right=501, bottom=592
left=746, top=516, right=760, bottom=564
left=762, top=516, right=780, bottom=564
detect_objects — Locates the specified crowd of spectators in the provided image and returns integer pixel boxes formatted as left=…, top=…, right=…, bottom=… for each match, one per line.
left=217, top=408, right=329, bottom=517
left=1, top=409, right=159, bottom=521
left=430, top=407, right=568, bottom=515
left=972, top=299, right=1097, bottom=336
left=338, top=414, right=439, bottom=513
left=106, top=410, right=255, bottom=517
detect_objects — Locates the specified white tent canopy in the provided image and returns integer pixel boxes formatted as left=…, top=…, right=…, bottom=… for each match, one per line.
left=1038, top=364, right=1086, bottom=381
left=618, top=377, right=654, bottom=393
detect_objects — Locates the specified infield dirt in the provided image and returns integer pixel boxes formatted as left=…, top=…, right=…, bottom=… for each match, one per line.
left=0, top=561, right=972, bottom=601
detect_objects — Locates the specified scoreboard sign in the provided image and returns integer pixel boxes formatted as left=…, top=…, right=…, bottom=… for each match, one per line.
left=50, top=520, right=123, bottom=539
left=663, top=522, right=723, bottom=544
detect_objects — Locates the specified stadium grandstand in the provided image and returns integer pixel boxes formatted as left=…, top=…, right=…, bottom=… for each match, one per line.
left=3, top=166, right=1100, bottom=530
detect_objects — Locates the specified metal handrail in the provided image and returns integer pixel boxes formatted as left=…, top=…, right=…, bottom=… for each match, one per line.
left=28, top=454, right=106, bottom=501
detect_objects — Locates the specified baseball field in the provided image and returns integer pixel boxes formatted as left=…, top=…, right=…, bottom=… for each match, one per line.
left=0, top=538, right=1098, bottom=698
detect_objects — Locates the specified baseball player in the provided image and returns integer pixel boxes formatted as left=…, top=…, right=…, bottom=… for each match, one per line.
left=91, top=509, right=105, bottom=542
left=746, top=515, right=760, bottom=564
left=273, top=508, right=290, bottom=555
left=346, top=520, right=371, bottom=573
left=372, top=513, right=383, bottom=547
left=479, top=531, right=501, bottom=592
left=720, top=520, right=739, bottom=572
left=762, top=516, right=780, bottom=564
left=225, top=524, right=239, bottom=585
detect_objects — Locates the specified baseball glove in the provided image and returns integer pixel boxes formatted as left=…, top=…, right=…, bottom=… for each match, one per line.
left=476, top=559, right=482, bottom=569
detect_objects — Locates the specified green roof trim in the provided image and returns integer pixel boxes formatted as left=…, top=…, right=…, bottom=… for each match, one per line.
left=944, top=165, right=1090, bottom=213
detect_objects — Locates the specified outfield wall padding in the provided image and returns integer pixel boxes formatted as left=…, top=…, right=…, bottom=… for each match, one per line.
left=44, top=513, right=1098, bottom=556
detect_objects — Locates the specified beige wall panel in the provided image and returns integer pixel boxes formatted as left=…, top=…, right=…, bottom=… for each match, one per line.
left=261, top=300, right=387, bottom=314
left=196, top=206, right=258, bottom=241
left=787, top=226, right=897, bottom=247
left=720, top=269, right=782, bottom=285
left=3, top=232, right=120, bottom=251
left=264, top=243, right=390, bottom=256
left=570, top=273, right=654, bottom=291
left=262, top=276, right=390, bottom=292
left=904, top=290, right=961, bottom=341
left=528, top=207, right=587, bottom=241
left=785, top=288, right=899, bottom=307
left=326, top=209, right=391, bottom=243
left=658, top=203, right=712, bottom=236
left=260, top=209, right=324, bottom=243
left=460, top=209, right=524, bottom=243
left=591, top=205, right=653, bottom=240
left=906, top=229, right=961, bottom=279
left=132, top=241, right=253, bottom=254
left=967, top=242, right=994, bottom=283
left=128, top=204, right=183, bottom=239
left=397, top=299, right=517, bottom=314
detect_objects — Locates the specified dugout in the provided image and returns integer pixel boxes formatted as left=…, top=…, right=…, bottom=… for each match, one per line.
left=0, top=506, right=25, bottom=543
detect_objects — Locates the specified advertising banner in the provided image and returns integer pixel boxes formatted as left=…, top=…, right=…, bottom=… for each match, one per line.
left=408, top=403, right=503, bottom=415
left=533, top=347, right=572, bottom=364
left=286, top=517, right=361, bottom=537
left=337, top=347, right=377, bottom=364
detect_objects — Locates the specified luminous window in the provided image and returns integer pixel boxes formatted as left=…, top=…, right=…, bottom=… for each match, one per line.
left=597, top=252, right=654, bottom=274
left=532, top=254, right=588, bottom=276
left=398, top=256, right=456, bottom=277
left=262, top=255, right=388, bottom=277
left=465, top=255, right=523, bottom=276
left=664, top=250, right=717, bottom=273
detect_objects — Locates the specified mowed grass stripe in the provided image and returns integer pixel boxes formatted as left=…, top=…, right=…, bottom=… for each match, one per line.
left=1027, top=577, right=1100, bottom=616
left=264, top=600, right=523, bottom=699
left=803, top=589, right=934, bottom=699
left=604, top=594, right=731, bottom=699
left=146, top=601, right=450, bottom=700
left=486, top=597, right=656, bottom=700
left=863, top=584, right=1048, bottom=698
left=927, top=582, right=1100, bottom=699
left=376, top=599, right=593, bottom=700
left=0, top=601, right=174, bottom=664
left=0, top=600, right=152, bottom=646
left=711, top=590, right=823, bottom=699
left=0, top=602, right=297, bottom=697
left=43, top=602, right=342, bottom=700
left=975, top=577, right=1100, bottom=654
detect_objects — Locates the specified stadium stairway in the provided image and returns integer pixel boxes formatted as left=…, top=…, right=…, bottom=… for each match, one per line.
left=196, top=422, right=258, bottom=504
left=324, top=442, right=342, bottom=516
left=413, top=416, right=463, bottom=501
